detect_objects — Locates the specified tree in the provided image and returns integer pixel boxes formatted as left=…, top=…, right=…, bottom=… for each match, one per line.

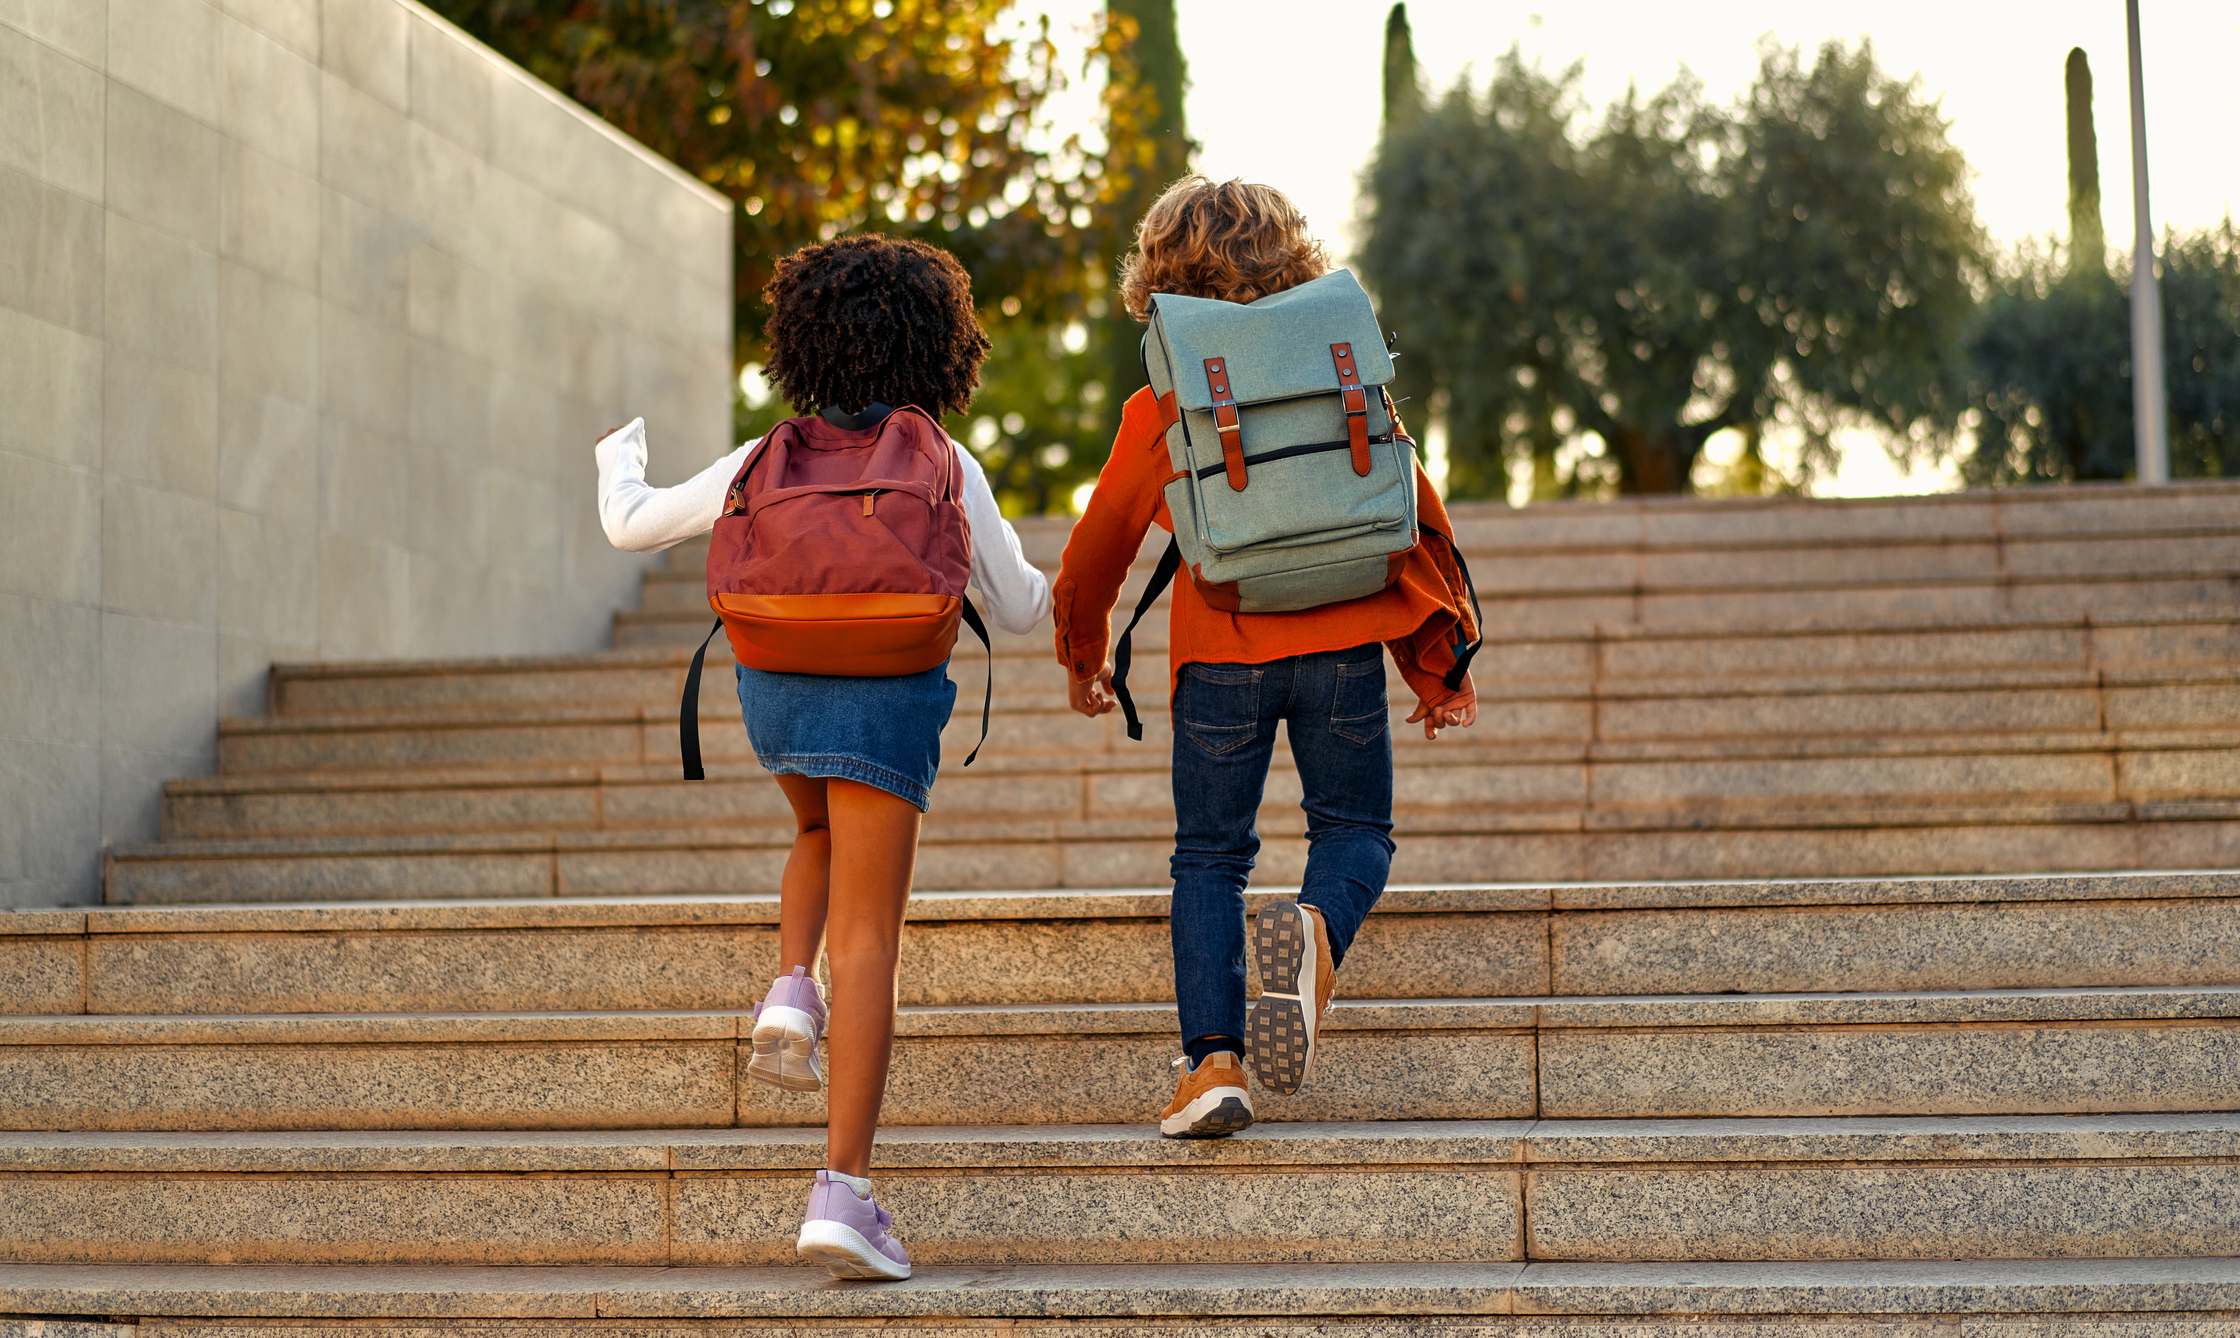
left=427, top=0, right=1127, bottom=362
left=1383, top=4, right=1422, bottom=127
left=1966, top=248, right=2131, bottom=482
left=1960, top=46, right=2237, bottom=484
left=1967, top=222, right=2240, bottom=482
left=1361, top=28, right=1986, bottom=496
left=1090, top=0, right=1193, bottom=443
left=2065, top=47, right=2104, bottom=274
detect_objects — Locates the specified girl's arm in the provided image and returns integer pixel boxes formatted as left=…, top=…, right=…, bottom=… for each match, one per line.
left=952, top=441, right=1053, bottom=635
left=595, top=418, right=754, bottom=553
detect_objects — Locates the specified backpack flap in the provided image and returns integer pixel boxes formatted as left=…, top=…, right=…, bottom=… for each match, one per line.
left=1145, top=270, right=1413, bottom=580
left=1151, top=270, right=1395, bottom=409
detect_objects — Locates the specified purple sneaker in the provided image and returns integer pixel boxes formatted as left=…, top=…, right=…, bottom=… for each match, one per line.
left=749, top=965, right=826, bottom=1092
left=796, top=1169, right=911, bottom=1279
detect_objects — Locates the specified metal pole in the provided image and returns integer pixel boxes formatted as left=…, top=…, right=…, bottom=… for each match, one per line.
left=2126, top=0, right=2169, bottom=483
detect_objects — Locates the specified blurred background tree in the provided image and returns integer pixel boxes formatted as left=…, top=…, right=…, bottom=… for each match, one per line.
left=1962, top=48, right=2240, bottom=484
left=433, top=0, right=2234, bottom=508
left=433, top=0, right=1186, bottom=510
left=960, top=0, right=1193, bottom=514
left=1363, top=16, right=1986, bottom=498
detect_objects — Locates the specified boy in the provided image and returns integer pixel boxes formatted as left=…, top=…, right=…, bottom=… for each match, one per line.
left=1053, top=177, right=1478, bottom=1138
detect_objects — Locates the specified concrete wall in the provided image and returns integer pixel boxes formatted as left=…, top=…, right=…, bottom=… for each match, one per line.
left=0, top=0, right=735, bottom=906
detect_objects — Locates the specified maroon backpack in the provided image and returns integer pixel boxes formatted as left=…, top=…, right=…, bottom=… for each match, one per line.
left=680, top=403, right=991, bottom=778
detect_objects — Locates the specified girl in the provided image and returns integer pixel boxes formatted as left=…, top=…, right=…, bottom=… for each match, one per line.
left=1052, top=177, right=1477, bottom=1139
left=595, top=235, right=1049, bottom=1277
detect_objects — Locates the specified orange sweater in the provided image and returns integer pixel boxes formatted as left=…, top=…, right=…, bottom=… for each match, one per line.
left=1053, top=385, right=1479, bottom=709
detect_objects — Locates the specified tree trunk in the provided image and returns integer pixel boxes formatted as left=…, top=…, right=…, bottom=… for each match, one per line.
left=1096, top=0, right=1192, bottom=440
left=1611, top=425, right=1695, bottom=494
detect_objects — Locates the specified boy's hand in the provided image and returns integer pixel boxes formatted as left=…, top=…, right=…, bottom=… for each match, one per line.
left=1069, top=662, right=1117, bottom=718
left=1406, top=680, right=1477, bottom=740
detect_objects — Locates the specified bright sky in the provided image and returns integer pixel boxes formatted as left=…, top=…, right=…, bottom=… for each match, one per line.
left=1023, top=1, right=2240, bottom=496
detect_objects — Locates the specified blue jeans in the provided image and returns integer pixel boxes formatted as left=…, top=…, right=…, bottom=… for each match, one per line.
left=1169, top=643, right=1396, bottom=1049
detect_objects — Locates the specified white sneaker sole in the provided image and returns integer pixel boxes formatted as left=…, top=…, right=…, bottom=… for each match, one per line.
left=1159, top=1083, right=1254, bottom=1138
left=748, top=1004, right=823, bottom=1092
left=797, top=1219, right=911, bottom=1279
left=1247, top=902, right=1320, bottom=1096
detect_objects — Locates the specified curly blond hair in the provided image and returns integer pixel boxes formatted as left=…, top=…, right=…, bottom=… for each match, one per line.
left=1117, top=176, right=1331, bottom=319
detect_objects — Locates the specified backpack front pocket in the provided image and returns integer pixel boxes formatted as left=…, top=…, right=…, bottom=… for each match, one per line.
left=1180, top=393, right=1409, bottom=557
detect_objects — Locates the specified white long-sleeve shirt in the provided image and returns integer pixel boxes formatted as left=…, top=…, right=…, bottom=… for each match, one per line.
left=594, top=418, right=1051, bottom=636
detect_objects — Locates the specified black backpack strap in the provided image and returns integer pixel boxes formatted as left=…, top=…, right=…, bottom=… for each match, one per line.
left=680, top=618, right=723, bottom=781
left=1418, top=523, right=1484, bottom=690
left=1113, top=536, right=1183, bottom=742
left=959, top=595, right=992, bottom=766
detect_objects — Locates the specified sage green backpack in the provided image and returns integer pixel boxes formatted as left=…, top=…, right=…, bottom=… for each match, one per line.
left=1110, top=268, right=1479, bottom=738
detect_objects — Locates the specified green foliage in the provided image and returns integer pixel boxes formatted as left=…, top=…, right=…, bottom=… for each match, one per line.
left=952, top=318, right=1111, bottom=515
left=1966, top=221, right=2240, bottom=482
left=1361, top=38, right=1986, bottom=496
left=1382, top=3, right=1422, bottom=128
left=439, top=0, right=1180, bottom=510
left=2065, top=47, right=2104, bottom=271
left=426, top=0, right=1131, bottom=361
left=2165, top=222, right=2240, bottom=476
left=1092, top=0, right=1192, bottom=446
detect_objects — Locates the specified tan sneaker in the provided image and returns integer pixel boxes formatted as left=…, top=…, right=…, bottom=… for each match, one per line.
left=1158, top=1050, right=1254, bottom=1138
left=1246, top=901, right=1336, bottom=1095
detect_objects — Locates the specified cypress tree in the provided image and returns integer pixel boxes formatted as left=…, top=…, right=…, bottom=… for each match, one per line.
left=2065, top=47, right=2105, bottom=273
left=1384, top=4, right=1422, bottom=127
left=1099, top=0, right=1193, bottom=432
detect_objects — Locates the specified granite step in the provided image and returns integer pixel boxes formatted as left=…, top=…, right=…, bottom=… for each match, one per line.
left=161, top=710, right=2240, bottom=844
left=272, top=614, right=2240, bottom=718
left=4, top=1115, right=2237, bottom=1267
left=631, top=518, right=2240, bottom=616
left=613, top=563, right=2240, bottom=644
left=14, top=874, right=2240, bottom=1017
left=2, top=985, right=2234, bottom=1131
left=101, top=790, right=2240, bottom=902
left=6, top=1256, right=2240, bottom=1327
left=237, top=665, right=2240, bottom=760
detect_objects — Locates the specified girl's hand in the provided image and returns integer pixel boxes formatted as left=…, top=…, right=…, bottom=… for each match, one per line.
left=1069, top=662, right=1117, bottom=718
left=1406, top=680, right=1477, bottom=740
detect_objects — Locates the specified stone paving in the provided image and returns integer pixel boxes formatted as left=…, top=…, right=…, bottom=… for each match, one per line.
left=5, top=486, right=2240, bottom=1329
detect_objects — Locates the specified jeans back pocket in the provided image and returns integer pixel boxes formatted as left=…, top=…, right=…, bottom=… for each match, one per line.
left=1181, top=662, right=1263, bottom=756
left=1330, top=657, right=1389, bottom=744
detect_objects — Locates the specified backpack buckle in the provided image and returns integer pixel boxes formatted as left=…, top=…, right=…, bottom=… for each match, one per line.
left=1331, top=343, right=1374, bottom=476
left=1204, top=357, right=1248, bottom=491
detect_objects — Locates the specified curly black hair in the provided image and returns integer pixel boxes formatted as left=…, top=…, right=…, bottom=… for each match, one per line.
left=761, top=235, right=991, bottom=417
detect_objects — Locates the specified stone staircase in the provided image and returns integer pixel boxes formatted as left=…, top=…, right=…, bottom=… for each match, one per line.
left=7, top=482, right=2240, bottom=1332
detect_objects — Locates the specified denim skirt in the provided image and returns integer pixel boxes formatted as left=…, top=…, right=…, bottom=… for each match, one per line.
left=733, top=661, right=956, bottom=811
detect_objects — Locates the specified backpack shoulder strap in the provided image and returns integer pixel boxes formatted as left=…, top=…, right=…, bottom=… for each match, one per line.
left=1112, top=536, right=1183, bottom=742
left=883, top=404, right=962, bottom=500
left=679, top=618, right=723, bottom=780
left=958, top=595, right=992, bottom=766
left=1416, top=522, right=1483, bottom=690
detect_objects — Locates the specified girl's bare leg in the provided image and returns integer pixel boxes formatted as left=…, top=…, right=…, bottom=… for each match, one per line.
left=772, top=775, right=834, bottom=974
left=774, top=773, right=920, bottom=1179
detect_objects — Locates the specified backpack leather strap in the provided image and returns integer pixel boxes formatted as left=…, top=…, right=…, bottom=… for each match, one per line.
left=679, top=618, right=724, bottom=781
left=959, top=595, right=992, bottom=766
left=1205, top=357, right=1247, bottom=491
left=1113, top=536, right=1183, bottom=741
left=1332, top=343, right=1373, bottom=476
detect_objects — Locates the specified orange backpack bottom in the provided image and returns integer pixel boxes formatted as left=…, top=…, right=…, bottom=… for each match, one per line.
left=712, top=592, right=960, bottom=677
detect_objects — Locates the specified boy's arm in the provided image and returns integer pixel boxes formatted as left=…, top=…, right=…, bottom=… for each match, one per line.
left=1053, top=390, right=1167, bottom=684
